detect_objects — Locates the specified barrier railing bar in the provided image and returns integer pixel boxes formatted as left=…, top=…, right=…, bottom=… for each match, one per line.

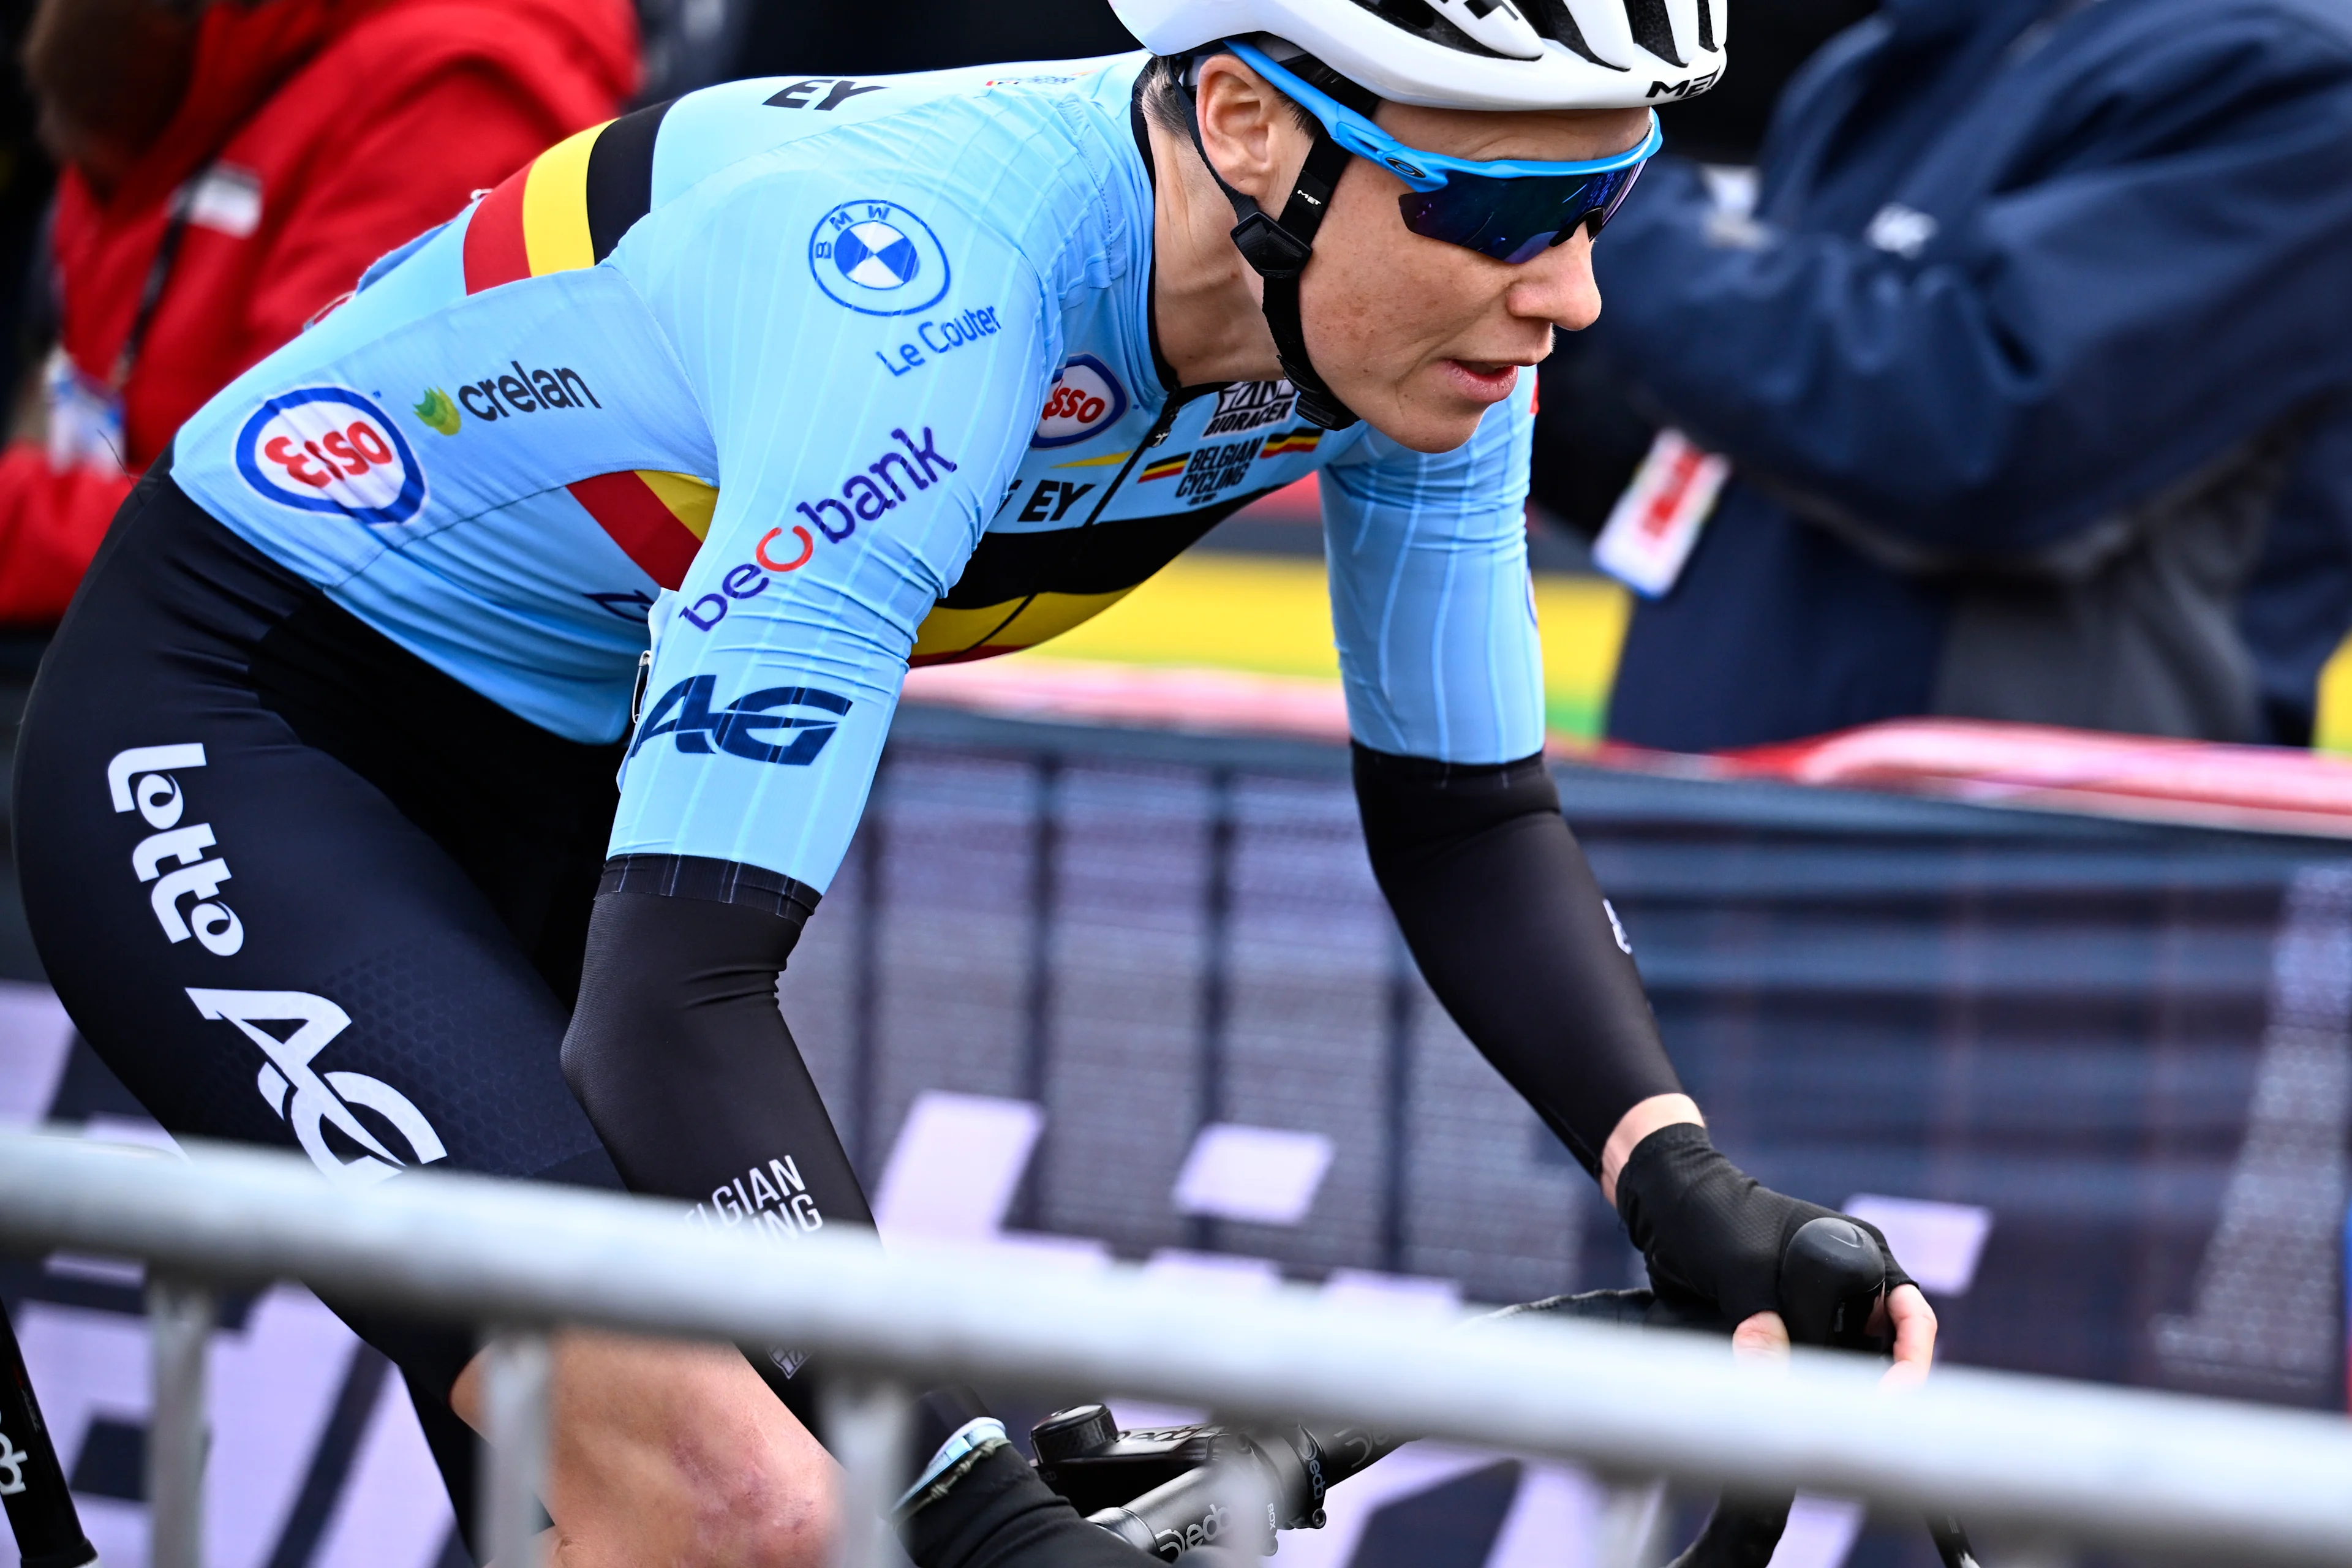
left=1594, top=1477, right=1665, bottom=1568
left=5, top=1132, right=2348, bottom=1564
left=478, top=1329, right=551, bottom=1568
left=146, top=1275, right=213, bottom=1568
left=825, top=1376, right=908, bottom=1568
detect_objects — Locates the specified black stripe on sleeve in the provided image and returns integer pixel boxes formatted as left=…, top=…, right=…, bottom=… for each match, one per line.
left=584, top=99, right=674, bottom=262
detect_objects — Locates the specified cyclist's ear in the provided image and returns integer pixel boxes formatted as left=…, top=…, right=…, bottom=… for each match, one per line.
left=1193, top=53, right=1307, bottom=205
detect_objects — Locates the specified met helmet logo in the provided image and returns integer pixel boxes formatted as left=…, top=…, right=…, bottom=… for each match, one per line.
left=1646, top=70, right=1721, bottom=99
left=630, top=677, right=852, bottom=766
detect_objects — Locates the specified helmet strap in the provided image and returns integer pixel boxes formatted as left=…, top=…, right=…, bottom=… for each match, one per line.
left=1180, top=55, right=1371, bottom=431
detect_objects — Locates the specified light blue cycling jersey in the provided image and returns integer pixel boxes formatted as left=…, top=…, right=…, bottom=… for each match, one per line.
left=170, top=53, right=1543, bottom=895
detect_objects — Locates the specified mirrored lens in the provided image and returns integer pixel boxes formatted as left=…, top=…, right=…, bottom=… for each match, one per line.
left=1395, top=162, right=1646, bottom=263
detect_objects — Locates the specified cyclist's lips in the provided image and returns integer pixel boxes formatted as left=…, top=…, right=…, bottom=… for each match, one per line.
left=1441, top=359, right=1525, bottom=404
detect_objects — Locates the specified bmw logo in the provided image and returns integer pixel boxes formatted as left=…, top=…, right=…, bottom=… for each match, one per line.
left=808, top=199, right=950, bottom=315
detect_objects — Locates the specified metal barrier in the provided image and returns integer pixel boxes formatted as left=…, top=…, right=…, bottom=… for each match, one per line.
left=2, top=1133, right=2349, bottom=1568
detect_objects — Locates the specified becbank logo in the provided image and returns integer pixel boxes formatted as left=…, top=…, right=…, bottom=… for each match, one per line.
left=235, top=385, right=425, bottom=527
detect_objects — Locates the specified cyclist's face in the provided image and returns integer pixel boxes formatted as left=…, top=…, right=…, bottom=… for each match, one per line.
left=1301, top=100, right=1649, bottom=453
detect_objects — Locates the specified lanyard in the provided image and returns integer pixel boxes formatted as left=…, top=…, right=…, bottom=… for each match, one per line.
left=108, top=163, right=209, bottom=390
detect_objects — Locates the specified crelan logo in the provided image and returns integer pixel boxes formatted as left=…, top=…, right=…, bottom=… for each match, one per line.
left=413, top=387, right=461, bottom=436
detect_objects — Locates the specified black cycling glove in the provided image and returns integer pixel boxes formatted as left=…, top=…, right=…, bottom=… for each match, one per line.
left=901, top=1442, right=1160, bottom=1568
left=1614, top=1123, right=1913, bottom=1329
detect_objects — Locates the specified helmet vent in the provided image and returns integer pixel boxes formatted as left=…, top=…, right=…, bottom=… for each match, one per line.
left=1695, top=0, right=1714, bottom=54
left=1518, top=0, right=1622, bottom=70
left=1623, top=0, right=1684, bottom=66
left=1428, top=0, right=1547, bottom=59
left=1343, top=0, right=1517, bottom=59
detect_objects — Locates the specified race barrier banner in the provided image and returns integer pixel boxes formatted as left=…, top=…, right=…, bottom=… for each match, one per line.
left=4, top=702, right=2346, bottom=1568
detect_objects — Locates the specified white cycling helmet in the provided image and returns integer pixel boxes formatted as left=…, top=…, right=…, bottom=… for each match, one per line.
left=1111, top=0, right=1727, bottom=111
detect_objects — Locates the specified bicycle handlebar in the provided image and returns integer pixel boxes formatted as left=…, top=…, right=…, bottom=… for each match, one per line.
left=1044, top=1216, right=1977, bottom=1567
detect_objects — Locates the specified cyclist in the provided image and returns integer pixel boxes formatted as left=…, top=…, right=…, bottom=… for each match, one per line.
left=15, top=0, right=1934, bottom=1560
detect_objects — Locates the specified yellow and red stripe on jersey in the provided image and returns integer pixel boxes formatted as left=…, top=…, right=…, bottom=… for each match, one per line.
left=459, top=108, right=722, bottom=588
left=908, top=498, right=1256, bottom=666
left=1259, top=430, right=1320, bottom=459
left=1138, top=454, right=1188, bottom=483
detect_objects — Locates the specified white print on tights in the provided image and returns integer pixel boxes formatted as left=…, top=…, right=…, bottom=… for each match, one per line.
left=1603, top=899, right=1634, bottom=956
left=186, top=988, right=448, bottom=1186
left=0, top=1427, right=25, bottom=1496
left=108, top=742, right=243, bottom=956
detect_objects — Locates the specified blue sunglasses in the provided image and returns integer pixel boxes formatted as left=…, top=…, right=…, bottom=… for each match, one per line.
left=1224, top=40, right=1662, bottom=265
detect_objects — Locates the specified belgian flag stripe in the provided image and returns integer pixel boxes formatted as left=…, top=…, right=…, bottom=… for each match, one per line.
left=459, top=169, right=532, bottom=292
left=519, top=124, right=603, bottom=276
left=566, top=470, right=703, bottom=589
left=584, top=99, right=670, bottom=261
left=458, top=111, right=711, bottom=581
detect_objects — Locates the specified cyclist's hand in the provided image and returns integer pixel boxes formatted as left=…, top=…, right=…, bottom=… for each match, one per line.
left=1879, top=1284, right=1936, bottom=1387
left=1728, top=1285, right=1936, bottom=1387
left=1608, top=1117, right=1926, bottom=1377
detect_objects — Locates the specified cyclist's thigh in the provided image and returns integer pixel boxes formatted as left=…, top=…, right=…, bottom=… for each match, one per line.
left=17, top=474, right=611, bottom=1188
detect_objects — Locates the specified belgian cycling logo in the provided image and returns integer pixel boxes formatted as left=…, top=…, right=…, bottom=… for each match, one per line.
left=1175, top=440, right=1256, bottom=503
left=185, top=988, right=448, bottom=1188
left=808, top=200, right=949, bottom=316
left=1033, top=355, right=1128, bottom=448
left=629, top=677, right=853, bottom=766
left=234, top=385, right=426, bottom=528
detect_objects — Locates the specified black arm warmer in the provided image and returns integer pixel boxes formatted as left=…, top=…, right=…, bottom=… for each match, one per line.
left=1352, top=744, right=1681, bottom=1174
left=560, top=855, right=873, bottom=1403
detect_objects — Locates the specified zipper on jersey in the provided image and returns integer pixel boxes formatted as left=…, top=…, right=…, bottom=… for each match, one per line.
left=1072, top=382, right=1224, bottom=532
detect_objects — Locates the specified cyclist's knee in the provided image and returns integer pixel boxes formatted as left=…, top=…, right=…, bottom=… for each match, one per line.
left=459, top=1330, right=837, bottom=1568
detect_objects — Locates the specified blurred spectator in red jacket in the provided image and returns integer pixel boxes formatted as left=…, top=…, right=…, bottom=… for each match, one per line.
left=0, top=0, right=638, bottom=625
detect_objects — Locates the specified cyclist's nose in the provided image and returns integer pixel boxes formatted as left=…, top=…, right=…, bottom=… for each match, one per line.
left=1509, top=228, right=1602, bottom=333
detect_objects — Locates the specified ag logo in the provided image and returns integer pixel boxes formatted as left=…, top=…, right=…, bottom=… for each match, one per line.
left=234, top=385, right=425, bottom=527
left=808, top=199, right=949, bottom=316
left=187, top=987, right=447, bottom=1188
left=1032, top=354, right=1128, bottom=448
left=630, top=676, right=851, bottom=765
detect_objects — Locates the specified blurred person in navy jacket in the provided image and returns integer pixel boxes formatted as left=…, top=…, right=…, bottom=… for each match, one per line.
left=1566, top=0, right=2352, bottom=750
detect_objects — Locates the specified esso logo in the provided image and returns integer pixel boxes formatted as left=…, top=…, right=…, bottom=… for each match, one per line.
left=233, top=386, right=425, bottom=527
left=1031, top=353, right=1128, bottom=448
